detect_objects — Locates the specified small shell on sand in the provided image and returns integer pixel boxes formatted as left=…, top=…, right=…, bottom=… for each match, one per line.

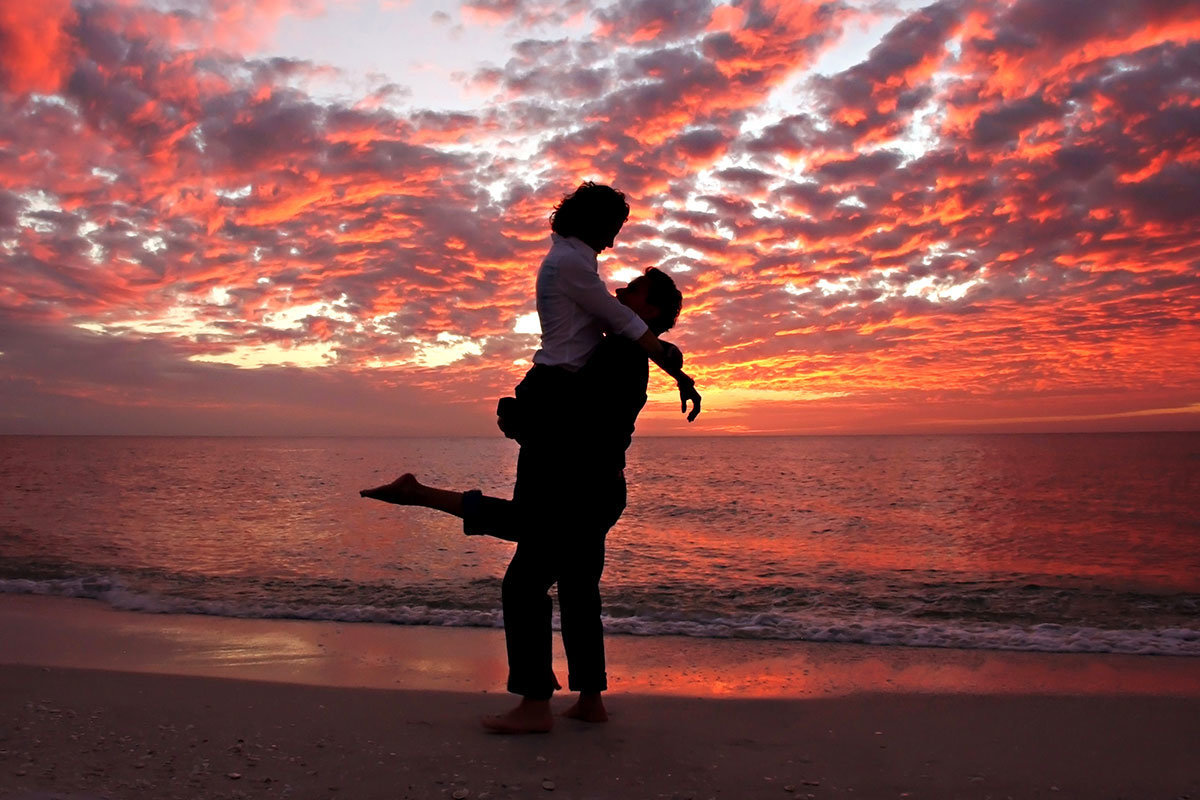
left=542, top=780, right=556, bottom=791
left=452, top=789, right=470, bottom=799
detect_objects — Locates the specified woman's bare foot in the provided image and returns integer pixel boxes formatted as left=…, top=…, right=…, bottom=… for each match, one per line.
left=481, top=698, right=553, bottom=734
left=563, top=692, right=608, bottom=723
left=359, top=473, right=422, bottom=504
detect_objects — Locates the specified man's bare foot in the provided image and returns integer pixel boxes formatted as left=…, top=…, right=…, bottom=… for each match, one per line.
left=563, top=693, right=608, bottom=723
left=359, top=473, right=422, bottom=504
left=481, top=698, right=553, bottom=734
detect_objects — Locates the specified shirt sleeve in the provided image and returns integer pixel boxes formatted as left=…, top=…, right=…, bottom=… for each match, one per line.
left=558, top=254, right=650, bottom=340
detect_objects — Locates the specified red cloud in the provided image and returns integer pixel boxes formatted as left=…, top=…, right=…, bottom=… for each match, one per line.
left=0, top=0, right=77, bottom=94
left=0, top=0, right=1198, bottom=435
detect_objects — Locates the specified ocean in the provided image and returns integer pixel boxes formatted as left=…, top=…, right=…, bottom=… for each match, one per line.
left=1, top=434, right=1197, bottom=656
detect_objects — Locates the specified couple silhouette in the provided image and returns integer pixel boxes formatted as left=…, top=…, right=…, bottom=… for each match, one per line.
left=361, top=182, right=701, bottom=733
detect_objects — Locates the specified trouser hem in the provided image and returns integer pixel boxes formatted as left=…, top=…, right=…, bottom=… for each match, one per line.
left=506, top=681, right=555, bottom=701
left=567, top=672, right=608, bottom=694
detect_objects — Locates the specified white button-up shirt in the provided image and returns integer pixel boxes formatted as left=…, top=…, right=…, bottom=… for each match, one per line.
left=532, top=234, right=649, bottom=370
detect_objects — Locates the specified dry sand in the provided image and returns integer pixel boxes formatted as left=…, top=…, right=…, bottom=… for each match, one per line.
left=2, top=595, right=1198, bottom=799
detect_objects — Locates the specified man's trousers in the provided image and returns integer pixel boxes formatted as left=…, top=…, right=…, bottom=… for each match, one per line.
left=462, top=445, right=625, bottom=700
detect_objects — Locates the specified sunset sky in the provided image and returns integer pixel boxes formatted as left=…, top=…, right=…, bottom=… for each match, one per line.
left=1, top=0, right=1197, bottom=436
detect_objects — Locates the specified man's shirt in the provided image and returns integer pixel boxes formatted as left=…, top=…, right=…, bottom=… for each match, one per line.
left=532, top=234, right=649, bottom=370
left=580, top=333, right=650, bottom=469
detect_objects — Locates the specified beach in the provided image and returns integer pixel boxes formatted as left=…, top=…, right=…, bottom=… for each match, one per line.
left=2, top=595, right=1199, bottom=799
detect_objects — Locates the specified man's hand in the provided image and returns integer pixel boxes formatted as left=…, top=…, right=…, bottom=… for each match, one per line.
left=655, top=339, right=700, bottom=421
left=677, top=375, right=701, bottom=422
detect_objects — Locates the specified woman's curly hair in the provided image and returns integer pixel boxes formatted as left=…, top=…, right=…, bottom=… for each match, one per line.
left=549, top=181, right=630, bottom=244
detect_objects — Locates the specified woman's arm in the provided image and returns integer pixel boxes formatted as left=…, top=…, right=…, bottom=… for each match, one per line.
left=558, top=257, right=649, bottom=341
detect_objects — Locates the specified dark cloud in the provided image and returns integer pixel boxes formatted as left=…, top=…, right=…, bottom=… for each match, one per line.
left=1121, top=162, right=1200, bottom=225
left=713, top=166, right=774, bottom=192
left=594, top=0, right=716, bottom=43
left=970, top=95, right=1058, bottom=146
left=743, top=113, right=838, bottom=157
left=814, top=150, right=903, bottom=183
left=674, top=128, right=729, bottom=159
left=988, top=0, right=1190, bottom=51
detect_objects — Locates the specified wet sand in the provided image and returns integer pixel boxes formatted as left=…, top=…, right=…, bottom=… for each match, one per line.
left=2, top=595, right=1199, bottom=799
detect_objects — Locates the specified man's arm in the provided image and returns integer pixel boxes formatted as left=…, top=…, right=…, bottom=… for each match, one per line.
left=645, top=335, right=702, bottom=422
left=558, top=257, right=701, bottom=420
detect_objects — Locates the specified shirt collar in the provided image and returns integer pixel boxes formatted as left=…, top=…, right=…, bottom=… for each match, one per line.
left=551, top=233, right=598, bottom=264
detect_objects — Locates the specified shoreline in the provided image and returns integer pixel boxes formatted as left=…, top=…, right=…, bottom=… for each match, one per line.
left=4, top=593, right=1200, bottom=698
left=3, top=595, right=1199, bottom=798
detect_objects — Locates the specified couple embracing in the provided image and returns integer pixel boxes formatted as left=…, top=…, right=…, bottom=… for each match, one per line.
left=362, top=182, right=702, bottom=733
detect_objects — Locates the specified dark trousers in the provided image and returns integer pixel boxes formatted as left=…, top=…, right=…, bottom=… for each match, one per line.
left=463, top=444, right=625, bottom=700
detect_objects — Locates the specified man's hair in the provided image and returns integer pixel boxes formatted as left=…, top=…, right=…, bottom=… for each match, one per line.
left=549, top=181, right=630, bottom=243
left=643, top=267, right=682, bottom=334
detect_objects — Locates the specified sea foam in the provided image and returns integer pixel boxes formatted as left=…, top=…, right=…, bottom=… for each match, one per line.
left=4, top=576, right=1198, bottom=657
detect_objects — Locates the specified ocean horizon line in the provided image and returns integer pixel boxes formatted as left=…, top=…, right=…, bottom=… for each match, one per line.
left=2, top=429, right=1199, bottom=439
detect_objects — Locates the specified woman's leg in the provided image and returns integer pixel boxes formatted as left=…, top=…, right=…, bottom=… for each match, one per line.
left=359, top=473, right=464, bottom=515
left=360, top=474, right=526, bottom=541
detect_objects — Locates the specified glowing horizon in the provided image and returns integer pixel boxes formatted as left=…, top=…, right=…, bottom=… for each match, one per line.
left=1, top=0, right=1198, bottom=436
